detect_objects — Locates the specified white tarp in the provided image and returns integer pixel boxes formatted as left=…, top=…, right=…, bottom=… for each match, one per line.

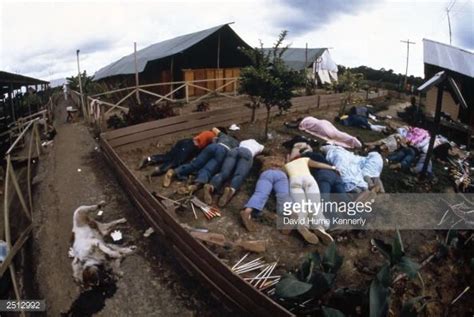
left=313, top=49, right=338, bottom=84
left=423, top=39, right=474, bottom=78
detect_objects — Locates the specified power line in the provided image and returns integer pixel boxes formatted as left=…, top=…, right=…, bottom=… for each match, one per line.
left=400, top=39, right=416, bottom=89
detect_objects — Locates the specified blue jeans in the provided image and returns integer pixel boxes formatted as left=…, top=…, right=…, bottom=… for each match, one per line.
left=388, top=147, right=417, bottom=170
left=149, top=138, right=198, bottom=172
left=210, top=147, right=253, bottom=191
left=175, top=143, right=228, bottom=184
left=245, top=169, right=291, bottom=215
left=314, top=170, right=349, bottom=202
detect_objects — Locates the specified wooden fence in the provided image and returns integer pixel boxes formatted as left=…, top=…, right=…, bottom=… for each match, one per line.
left=71, top=75, right=388, bottom=134
left=0, top=118, right=42, bottom=317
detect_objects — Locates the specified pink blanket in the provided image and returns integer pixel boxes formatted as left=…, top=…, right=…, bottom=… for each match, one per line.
left=299, top=117, right=362, bottom=148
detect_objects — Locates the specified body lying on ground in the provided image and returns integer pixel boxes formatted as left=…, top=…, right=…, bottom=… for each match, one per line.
left=203, top=139, right=264, bottom=207
left=138, top=129, right=217, bottom=175
left=70, top=202, right=136, bottom=289
left=298, top=116, right=362, bottom=148
left=321, top=144, right=384, bottom=193
left=163, top=128, right=239, bottom=192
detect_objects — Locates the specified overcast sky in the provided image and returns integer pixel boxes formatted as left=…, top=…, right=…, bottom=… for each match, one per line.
left=0, top=0, right=472, bottom=82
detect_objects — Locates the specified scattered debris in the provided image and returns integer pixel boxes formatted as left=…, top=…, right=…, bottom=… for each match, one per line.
left=231, top=254, right=280, bottom=293
left=143, top=227, right=154, bottom=237
left=110, top=230, right=123, bottom=242
left=77, top=168, right=82, bottom=172
left=190, top=197, right=221, bottom=220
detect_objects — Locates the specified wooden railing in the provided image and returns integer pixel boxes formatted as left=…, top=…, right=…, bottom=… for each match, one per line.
left=0, top=118, right=42, bottom=317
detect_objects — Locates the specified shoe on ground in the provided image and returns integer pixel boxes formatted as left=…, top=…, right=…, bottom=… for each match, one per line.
left=313, top=228, right=334, bottom=245
left=218, top=187, right=235, bottom=207
left=240, top=210, right=256, bottom=232
left=297, top=226, right=319, bottom=245
left=163, top=169, right=175, bottom=187
left=203, top=184, right=214, bottom=205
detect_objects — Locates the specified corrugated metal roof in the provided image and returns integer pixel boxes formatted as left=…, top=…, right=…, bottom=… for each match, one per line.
left=0, top=70, right=49, bottom=86
left=262, top=48, right=327, bottom=70
left=94, top=24, right=231, bottom=80
left=423, top=39, right=474, bottom=78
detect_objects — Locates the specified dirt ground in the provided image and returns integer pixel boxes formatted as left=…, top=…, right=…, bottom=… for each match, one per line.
left=31, top=96, right=224, bottom=316
left=117, top=100, right=473, bottom=316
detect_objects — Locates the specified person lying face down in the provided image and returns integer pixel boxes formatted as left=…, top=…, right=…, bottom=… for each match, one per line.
left=203, top=139, right=264, bottom=207
left=163, top=128, right=239, bottom=193
left=284, top=156, right=335, bottom=245
left=137, top=129, right=218, bottom=175
left=298, top=116, right=362, bottom=148
left=321, top=144, right=384, bottom=193
left=239, top=155, right=333, bottom=245
left=335, top=114, right=387, bottom=133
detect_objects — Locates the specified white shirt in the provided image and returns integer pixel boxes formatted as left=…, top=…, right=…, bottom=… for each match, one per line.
left=239, top=139, right=264, bottom=157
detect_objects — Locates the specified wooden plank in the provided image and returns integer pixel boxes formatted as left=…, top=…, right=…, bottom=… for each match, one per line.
left=0, top=224, right=33, bottom=277
left=110, top=109, right=252, bottom=148
left=206, top=69, right=216, bottom=91
left=104, top=106, right=246, bottom=141
left=183, top=70, right=195, bottom=97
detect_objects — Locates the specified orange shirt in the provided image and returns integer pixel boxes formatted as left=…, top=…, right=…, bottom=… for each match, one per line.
left=193, top=130, right=216, bottom=149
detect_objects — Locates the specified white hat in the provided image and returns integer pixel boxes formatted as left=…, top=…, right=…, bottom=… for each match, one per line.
left=229, top=124, right=240, bottom=131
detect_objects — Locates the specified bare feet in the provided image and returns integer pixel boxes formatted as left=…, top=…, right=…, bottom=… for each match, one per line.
left=218, top=187, right=235, bottom=207
left=297, top=226, right=319, bottom=245
left=163, top=169, right=175, bottom=187
left=240, top=209, right=256, bottom=232
left=312, top=228, right=334, bottom=245
left=203, top=184, right=214, bottom=205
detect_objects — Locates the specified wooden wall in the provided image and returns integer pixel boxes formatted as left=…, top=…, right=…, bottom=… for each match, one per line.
left=183, top=68, right=240, bottom=96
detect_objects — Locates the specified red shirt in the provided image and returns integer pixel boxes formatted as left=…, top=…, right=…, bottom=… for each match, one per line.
left=193, top=130, right=216, bottom=149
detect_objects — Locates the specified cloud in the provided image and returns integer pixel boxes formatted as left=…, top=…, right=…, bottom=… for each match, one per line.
left=274, top=0, right=376, bottom=36
left=452, top=1, right=474, bottom=49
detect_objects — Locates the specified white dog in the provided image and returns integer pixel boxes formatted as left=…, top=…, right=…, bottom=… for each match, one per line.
left=70, top=201, right=136, bottom=288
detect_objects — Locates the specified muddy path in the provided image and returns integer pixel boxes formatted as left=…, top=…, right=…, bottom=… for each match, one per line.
left=31, top=96, right=224, bottom=316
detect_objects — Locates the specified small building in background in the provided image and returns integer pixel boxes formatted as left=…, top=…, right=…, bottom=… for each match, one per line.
left=93, top=24, right=252, bottom=97
left=423, top=39, right=474, bottom=126
left=264, top=47, right=338, bottom=85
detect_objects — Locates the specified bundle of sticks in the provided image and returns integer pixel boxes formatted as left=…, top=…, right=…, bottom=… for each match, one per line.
left=190, top=196, right=221, bottom=220
left=231, top=253, right=280, bottom=294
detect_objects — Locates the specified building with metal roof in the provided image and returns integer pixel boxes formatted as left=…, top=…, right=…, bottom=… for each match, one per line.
left=423, top=39, right=473, bottom=126
left=263, top=47, right=338, bottom=85
left=93, top=23, right=252, bottom=97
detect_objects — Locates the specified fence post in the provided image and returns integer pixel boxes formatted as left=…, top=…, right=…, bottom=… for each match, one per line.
left=185, top=81, right=189, bottom=103
left=233, top=80, right=237, bottom=96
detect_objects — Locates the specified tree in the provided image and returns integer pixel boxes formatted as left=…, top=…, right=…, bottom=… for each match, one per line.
left=239, top=31, right=304, bottom=139
left=66, top=71, right=106, bottom=95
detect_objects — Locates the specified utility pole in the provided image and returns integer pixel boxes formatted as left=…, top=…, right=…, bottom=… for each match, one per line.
left=446, top=8, right=452, bottom=45
left=134, top=42, right=141, bottom=104
left=76, top=49, right=86, bottom=116
left=400, top=39, right=416, bottom=91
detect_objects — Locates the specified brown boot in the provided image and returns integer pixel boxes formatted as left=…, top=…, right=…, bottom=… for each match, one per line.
left=218, top=187, right=235, bottom=207
left=240, top=209, right=256, bottom=232
left=312, top=227, right=334, bottom=245
left=163, top=169, right=175, bottom=187
left=297, top=226, right=319, bottom=245
left=203, top=184, right=214, bottom=205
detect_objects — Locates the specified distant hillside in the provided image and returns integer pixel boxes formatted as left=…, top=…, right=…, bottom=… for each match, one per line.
left=339, top=65, right=424, bottom=91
